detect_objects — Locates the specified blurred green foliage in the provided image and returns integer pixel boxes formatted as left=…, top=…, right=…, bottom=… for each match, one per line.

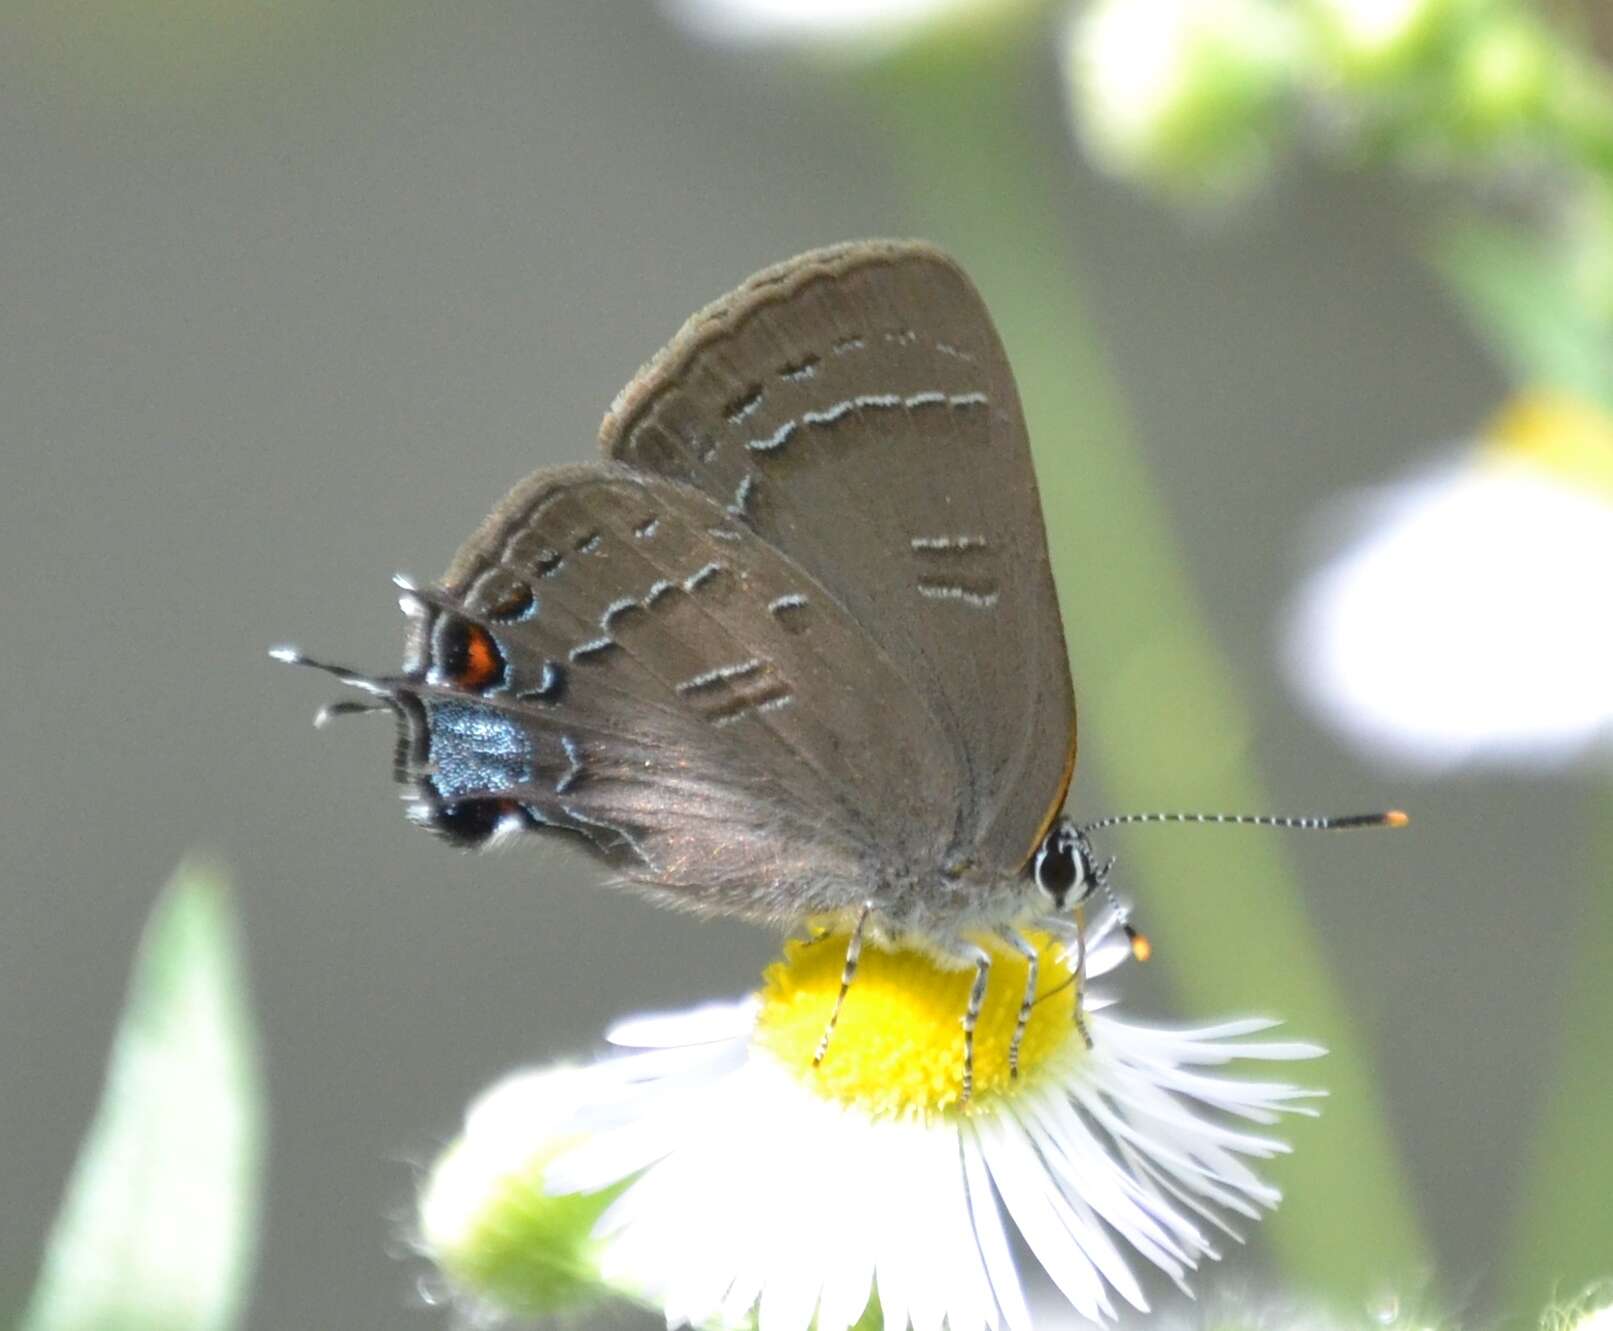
left=1068, top=0, right=1613, bottom=408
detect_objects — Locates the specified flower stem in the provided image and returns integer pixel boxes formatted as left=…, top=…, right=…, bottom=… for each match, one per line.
left=1503, top=783, right=1613, bottom=1310
left=858, top=31, right=1430, bottom=1298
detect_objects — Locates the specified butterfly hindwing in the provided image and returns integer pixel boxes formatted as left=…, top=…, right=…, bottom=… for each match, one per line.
left=402, top=465, right=962, bottom=922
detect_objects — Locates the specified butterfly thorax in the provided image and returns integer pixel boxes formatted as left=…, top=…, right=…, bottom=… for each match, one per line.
left=856, top=868, right=1054, bottom=958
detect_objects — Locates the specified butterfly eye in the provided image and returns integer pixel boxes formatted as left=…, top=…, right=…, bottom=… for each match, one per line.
left=1033, top=822, right=1087, bottom=908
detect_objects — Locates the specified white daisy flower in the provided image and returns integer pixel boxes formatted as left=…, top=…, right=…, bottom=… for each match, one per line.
left=1286, top=392, right=1613, bottom=771
left=420, top=916, right=1322, bottom=1331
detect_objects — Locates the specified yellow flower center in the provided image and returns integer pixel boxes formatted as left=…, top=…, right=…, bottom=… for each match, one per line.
left=1487, top=391, right=1613, bottom=505
left=752, top=929, right=1084, bottom=1121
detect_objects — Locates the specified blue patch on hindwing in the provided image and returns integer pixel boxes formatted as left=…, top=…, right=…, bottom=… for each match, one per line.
left=426, top=700, right=533, bottom=798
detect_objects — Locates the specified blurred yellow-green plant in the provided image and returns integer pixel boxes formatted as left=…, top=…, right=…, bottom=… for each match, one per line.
left=1065, top=0, right=1613, bottom=410
left=19, top=862, right=263, bottom=1331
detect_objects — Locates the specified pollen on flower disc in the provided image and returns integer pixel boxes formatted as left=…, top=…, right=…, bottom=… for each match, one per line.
left=752, top=931, right=1085, bottom=1120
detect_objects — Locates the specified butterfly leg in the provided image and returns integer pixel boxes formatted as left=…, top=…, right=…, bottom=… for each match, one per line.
left=1072, top=914, right=1092, bottom=1050
left=997, top=928, right=1038, bottom=1081
left=813, top=902, right=874, bottom=1068
left=1037, top=914, right=1093, bottom=1051
left=959, top=942, right=992, bottom=1104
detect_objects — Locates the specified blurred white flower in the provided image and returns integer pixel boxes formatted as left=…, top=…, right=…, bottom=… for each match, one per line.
left=419, top=918, right=1322, bottom=1331
left=1065, top=0, right=1296, bottom=194
left=661, top=0, right=1026, bottom=50
left=1286, top=393, right=1613, bottom=770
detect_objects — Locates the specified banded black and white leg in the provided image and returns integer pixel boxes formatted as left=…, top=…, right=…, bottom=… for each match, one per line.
left=813, top=902, right=874, bottom=1068
left=959, top=941, right=993, bottom=1104
left=1038, top=914, right=1094, bottom=1051
left=997, top=927, right=1039, bottom=1081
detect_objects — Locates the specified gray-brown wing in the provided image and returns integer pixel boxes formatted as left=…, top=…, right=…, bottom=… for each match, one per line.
left=600, top=240, right=1076, bottom=877
left=397, top=465, right=961, bottom=922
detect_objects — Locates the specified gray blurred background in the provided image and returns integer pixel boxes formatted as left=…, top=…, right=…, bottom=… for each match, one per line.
left=1, top=4, right=1581, bottom=1328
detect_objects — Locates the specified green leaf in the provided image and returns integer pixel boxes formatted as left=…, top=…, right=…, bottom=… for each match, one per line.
left=20, top=861, right=264, bottom=1331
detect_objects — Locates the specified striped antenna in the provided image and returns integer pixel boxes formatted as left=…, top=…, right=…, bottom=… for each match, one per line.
left=1080, top=809, right=1409, bottom=834
left=1065, top=808, right=1407, bottom=972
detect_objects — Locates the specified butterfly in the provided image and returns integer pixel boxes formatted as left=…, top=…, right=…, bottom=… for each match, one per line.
left=276, top=239, right=1400, bottom=1097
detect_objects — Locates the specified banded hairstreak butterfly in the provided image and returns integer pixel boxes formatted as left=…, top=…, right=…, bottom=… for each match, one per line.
left=276, top=240, right=1403, bottom=1095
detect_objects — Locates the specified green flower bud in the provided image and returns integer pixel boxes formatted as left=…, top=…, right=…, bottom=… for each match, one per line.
left=417, top=1069, right=630, bottom=1318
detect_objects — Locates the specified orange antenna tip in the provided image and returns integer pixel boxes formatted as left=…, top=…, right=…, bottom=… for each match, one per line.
left=1385, top=809, right=1410, bottom=828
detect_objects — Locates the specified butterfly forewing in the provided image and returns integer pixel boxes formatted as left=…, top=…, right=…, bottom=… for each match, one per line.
left=600, top=240, right=1076, bottom=876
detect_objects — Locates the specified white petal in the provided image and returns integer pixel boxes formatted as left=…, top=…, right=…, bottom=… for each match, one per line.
left=931, top=1129, right=998, bottom=1331
left=813, top=1183, right=876, bottom=1331
left=607, top=997, right=758, bottom=1048
left=893, top=1122, right=975, bottom=1331
left=872, top=1189, right=913, bottom=1331
left=1084, top=934, right=1133, bottom=979
left=458, top=1066, right=584, bottom=1141
left=757, top=1256, right=820, bottom=1331
left=1103, top=1014, right=1325, bottom=1064
left=1097, top=1063, right=1291, bottom=1168
left=662, top=0, right=993, bottom=47
left=1016, top=1086, right=1189, bottom=1285
left=544, top=1108, right=691, bottom=1195
left=961, top=1134, right=1035, bottom=1331
left=1008, top=1094, right=1148, bottom=1309
left=974, top=1111, right=1110, bottom=1322
left=1076, top=1070, right=1272, bottom=1198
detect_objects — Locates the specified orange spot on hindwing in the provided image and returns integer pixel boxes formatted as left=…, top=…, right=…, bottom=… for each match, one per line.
left=435, top=616, right=506, bottom=692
